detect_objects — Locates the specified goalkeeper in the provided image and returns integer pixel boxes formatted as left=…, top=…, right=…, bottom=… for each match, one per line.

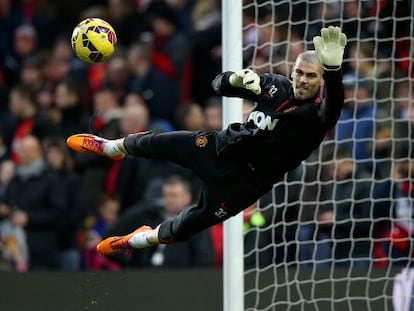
left=67, top=26, right=347, bottom=254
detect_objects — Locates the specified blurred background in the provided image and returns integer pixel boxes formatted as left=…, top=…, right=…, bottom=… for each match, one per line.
left=0, top=0, right=412, bottom=278
left=0, top=0, right=224, bottom=272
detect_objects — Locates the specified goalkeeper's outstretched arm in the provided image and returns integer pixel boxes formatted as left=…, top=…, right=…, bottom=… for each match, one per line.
left=211, top=69, right=262, bottom=101
left=211, top=68, right=294, bottom=110
left=313, top=26, right=347, bottom=130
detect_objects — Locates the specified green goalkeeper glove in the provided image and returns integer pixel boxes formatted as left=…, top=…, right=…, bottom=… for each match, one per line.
left=313, top=26, right=347, bottom=67
left=229, top=69, right=261, bottom=95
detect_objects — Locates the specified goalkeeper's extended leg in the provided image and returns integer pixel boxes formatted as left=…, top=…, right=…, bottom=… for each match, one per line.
left=96, top=198, right=229, bottom=255
left=96, top=178, right=266, bottom=255
left=69, top=130, right=267, bottom=254
left=66, top=131, right=211, bottom=172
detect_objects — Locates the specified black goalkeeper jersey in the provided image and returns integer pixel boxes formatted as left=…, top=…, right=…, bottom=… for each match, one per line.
left=212, top=68, right=344, bottom=186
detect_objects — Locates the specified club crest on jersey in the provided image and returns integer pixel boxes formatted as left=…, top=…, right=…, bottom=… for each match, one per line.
left=247, top=111, right=278, bottom=131
left=195, top=135, right=208, bottom=148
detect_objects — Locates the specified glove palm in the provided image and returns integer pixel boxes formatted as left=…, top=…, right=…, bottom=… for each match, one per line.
left=313, top=26, right=347, bottom=67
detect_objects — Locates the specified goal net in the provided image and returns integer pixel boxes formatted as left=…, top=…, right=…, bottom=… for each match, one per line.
left=241, top=1, right=414, bottom=310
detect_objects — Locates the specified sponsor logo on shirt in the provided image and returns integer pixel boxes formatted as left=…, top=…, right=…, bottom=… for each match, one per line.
left=247, top=111, right=278, bottom=131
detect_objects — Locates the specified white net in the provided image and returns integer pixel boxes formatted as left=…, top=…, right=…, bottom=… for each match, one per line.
left=242, top=0, right=414, bottom=310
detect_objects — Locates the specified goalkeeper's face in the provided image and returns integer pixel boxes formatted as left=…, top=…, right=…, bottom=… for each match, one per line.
left=291, top=60, right=324, bottom=101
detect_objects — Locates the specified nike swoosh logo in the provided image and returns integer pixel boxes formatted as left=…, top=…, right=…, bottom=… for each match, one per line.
left=109, top=237, right=127, bottom=249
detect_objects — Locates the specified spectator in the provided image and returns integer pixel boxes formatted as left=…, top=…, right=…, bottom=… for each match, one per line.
left=397, top=39, right=414, bottom=79
left=52, top=36, right=88, bottom=82
left=204, top=97, right=222, bottom=131
left=35, top=85, right=54, bottom=111
left=4, top=23, right=38, bottom=87
left=299, top=144, right=373, bottom=268
left=175, top=103, right=205, bottom=131
left=0, top=215, right=29, bottom=272
left=81, top=195, right=122, bottom=271
left=374, top=80, right=414, bottom=179
left=0, top=1, right=24, bottom=59
left=124, top=92, right=146, bottom=109
left=43, top=137, right=85, bottom=271
left=190, top=0, right=221, bottom=105
left=51, top=36, right=75, bottom=63
left=25, top=2, right=60, bottom=50
left=0, top=129, right=10, bottom=162
left=107, top=175, right=215, bottom=268
left=373, top=142, right=414, bottom=267
left=107, top=0, right=149, bottom=47
left=251, top=54, right=272, bottom=75
left=72, top=89, right=121, bottom=207
left=127, top=43, right=179, bottom=124
left=335, top=73, right=376, bottom=171
left=255, top=21, right=289, bottom=72
left=0, top=160, right=15, bottom=221
left=191, top=0, right=221, bottom=33
left=347, top=41, right=395, bottom=116
left=4, top=135, right=67, bottom=269
left=121, top=98, right=150, bottom=133
left=392, top=80, right=414, bottom=154
left=248, top=169, right=303, bottom=268
left=148, top=1, right=191, bottom=80
left=54, top=77, right=89, bottom=138
left=341, top=0, right=371, bottom=44
left=91, top=88, right=122, bottom=138
left=0, top=159, right=27, bottom=272
left=365, top=0, right=412, bottom=58
left=148, top=1, right=192, bottom=103
left=124, top=92, right=174, bottom=132
left=102, top=54, right=130, bottom=102
left=19, top=56, right=44, bottom=93
left=42, top=55, right=71, bottom=87
left=8, top=85, right=56, bottom=163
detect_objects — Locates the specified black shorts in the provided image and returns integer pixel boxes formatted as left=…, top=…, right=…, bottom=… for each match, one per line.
left=124, top=131, right=270, bottom=242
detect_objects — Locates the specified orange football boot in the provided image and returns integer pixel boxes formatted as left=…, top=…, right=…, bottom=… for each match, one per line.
left=66, top=133, right=125, bottom=160
left=96, top=225, right=153, bottom=255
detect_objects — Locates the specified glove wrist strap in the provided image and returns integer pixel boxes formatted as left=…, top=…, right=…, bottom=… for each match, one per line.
left=324, top=65, right=341, bottom=71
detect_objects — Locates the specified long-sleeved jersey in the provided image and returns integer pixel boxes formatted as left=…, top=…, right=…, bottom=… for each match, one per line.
left=212, top=69, right=344, bottom=186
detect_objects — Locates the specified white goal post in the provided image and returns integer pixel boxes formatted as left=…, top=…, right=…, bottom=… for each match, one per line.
left=222, top=1, right=244, bottom=311
left=223, top=0, right=414, bottom=311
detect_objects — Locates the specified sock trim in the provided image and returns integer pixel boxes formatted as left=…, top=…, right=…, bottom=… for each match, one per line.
left=129, top=231, right=151, bottom=249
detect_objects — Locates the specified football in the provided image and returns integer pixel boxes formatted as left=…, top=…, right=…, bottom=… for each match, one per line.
left=71, top=18, right=117, bottom=63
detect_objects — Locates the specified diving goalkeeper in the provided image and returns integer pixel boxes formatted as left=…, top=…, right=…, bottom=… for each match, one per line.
left=67, top=26, right=347, bottom=254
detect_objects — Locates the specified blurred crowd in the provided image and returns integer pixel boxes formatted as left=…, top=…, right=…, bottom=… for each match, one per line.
left=0, top=0, right=413, bottom=272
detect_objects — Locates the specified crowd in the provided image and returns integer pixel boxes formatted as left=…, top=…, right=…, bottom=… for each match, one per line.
left=0, top=0, right=413, bottom=271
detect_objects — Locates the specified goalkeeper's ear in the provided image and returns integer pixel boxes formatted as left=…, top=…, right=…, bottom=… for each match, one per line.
left=319, top=77, right=325, bottom=88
